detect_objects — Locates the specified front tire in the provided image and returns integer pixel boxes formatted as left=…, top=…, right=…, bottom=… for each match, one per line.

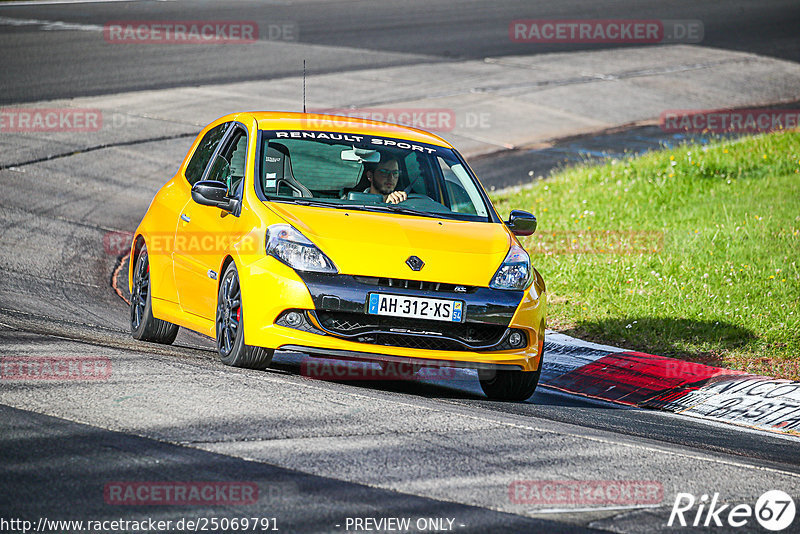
left=130, top=246, right=179, bottom=344
left=479, top=364, right=541, bottom=401
left=216, top=262, right=274, bottom=369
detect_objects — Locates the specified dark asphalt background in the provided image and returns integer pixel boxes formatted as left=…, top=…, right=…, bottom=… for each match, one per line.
left=1, top=0, right=799, bottom=104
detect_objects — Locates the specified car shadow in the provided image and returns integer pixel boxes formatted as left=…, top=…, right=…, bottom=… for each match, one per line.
left=268, top=355, right=626, bottom=408
left=268, top=358, right=488, bottom=400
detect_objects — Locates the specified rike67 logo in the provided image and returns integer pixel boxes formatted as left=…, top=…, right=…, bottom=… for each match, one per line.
left=668, top=490, right=795, bottom=531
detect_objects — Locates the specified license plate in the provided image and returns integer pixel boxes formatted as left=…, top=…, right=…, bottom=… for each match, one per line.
left=367, top=293, right=463, bottom=322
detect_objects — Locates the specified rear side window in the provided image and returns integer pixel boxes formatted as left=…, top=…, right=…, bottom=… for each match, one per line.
left=185, top=122, right=229, bottom=184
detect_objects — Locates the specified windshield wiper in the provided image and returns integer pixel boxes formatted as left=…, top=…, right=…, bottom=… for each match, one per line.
left=382, top=205, right=437, bottom=217
left=356, top=204, right=443, bottom=219
left=268, top=197, right=349, bottom=209
left=267, top=198, right=443, bottom=219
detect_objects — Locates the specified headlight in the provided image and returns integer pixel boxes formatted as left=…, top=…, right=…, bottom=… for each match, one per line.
left=490, top=244, right=531, bottom=290
left=266, top=224, right=338, bottom=273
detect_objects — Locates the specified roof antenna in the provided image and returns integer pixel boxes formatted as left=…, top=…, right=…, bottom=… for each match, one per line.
left=303, top=60, right=306, bottom=113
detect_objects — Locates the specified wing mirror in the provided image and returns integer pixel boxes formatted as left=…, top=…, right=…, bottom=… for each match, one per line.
left=191, top=181, right=239, bottom=214
left=505, top=210, right=537, bottom=236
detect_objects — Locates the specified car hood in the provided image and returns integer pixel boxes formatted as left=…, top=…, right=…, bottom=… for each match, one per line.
left=267, top=203, right=512, bottom=286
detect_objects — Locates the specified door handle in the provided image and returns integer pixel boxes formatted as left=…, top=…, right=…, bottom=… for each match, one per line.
left=180, top=213, right=191, bottom=223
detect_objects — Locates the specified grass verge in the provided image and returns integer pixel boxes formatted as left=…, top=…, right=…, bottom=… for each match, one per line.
left=491, top=131, right=800, bottom=380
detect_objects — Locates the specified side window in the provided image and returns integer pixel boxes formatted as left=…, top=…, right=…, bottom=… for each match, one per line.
left=438, top=157, right=481, bottom=216
left=207, top=128, right=248, bottom=198
left=184, top=122, right=229, bottom=185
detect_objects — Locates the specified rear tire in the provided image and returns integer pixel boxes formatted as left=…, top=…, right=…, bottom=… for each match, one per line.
left=130, top=246, right=179, bottom=344
left=216, top=262, right=274, bottom=370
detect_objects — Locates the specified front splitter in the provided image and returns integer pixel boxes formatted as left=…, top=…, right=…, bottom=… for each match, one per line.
left=279, top=344, right=526, bottom=372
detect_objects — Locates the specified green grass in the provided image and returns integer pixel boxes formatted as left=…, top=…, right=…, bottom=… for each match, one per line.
left=491, top=131, right=800, bottom=379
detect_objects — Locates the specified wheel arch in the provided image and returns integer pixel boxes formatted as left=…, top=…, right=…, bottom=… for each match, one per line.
left=218, top=255, right=236, bottom=292
left=128, top=234, right=147, bottom=294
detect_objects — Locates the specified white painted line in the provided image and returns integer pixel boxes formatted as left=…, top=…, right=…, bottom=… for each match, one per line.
left=0, top=16, right=102, bottom=31
left=0, top=0, right=165, bottom=6
left=538, top=385, right=638, bottom=410
left=530, top=504, right=661, bottom=514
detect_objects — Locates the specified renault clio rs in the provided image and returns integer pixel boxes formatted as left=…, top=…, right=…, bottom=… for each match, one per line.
left=129, top=112, right=546, bottom=400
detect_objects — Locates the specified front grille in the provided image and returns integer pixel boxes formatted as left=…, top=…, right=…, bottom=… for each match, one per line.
left=352, top=276, right=476, bottom=294
left=370, top=333, right=465, bottom=351
left=315, top=311, right=507, bottom=350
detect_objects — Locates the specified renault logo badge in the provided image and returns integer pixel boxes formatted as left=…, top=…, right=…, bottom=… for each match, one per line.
left=406, top=256, right=424, bottom=271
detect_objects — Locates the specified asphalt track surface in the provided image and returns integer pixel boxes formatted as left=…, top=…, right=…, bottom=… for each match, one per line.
left=2, top=2, right=800, bottom=533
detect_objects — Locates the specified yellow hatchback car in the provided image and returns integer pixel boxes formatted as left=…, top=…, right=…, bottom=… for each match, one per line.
left=129, top=112, right=546, bottom=400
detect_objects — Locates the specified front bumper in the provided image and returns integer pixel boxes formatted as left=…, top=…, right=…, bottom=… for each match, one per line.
left=276, top=306, right=527, bottom=349
left=239, top=257, right=546, bottom=372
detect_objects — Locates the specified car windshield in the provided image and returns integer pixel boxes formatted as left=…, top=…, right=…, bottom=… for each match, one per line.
left=256, top=130, right=491, bottom=221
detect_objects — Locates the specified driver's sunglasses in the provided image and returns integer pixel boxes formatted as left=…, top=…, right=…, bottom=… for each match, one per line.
left=375, top=168, right=401, bottom=178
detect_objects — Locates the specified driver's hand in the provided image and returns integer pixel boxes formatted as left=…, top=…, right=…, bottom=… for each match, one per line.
left=385, top=190, right=407, bottom=204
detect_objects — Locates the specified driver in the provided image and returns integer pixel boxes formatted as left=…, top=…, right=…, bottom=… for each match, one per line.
left=365, top=154, right=407, bottom=204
